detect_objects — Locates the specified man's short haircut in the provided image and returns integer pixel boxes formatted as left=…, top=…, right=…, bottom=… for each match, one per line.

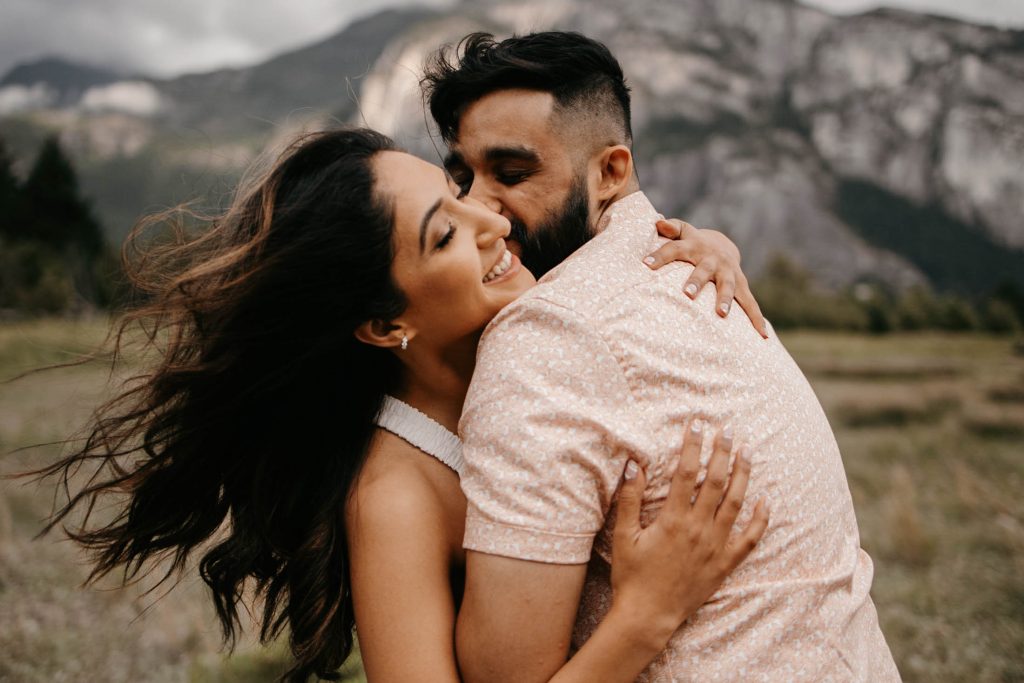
left=422, top=31, right=632, bottom=146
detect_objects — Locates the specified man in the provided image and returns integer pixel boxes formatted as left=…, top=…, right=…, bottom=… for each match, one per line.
left=422, top=32, right=899, bottom=681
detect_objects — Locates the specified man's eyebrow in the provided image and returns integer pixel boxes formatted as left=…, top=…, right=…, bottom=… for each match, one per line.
left=419, top=198, right=443, bottom=255
left=484, top=146, right=540, bottom=164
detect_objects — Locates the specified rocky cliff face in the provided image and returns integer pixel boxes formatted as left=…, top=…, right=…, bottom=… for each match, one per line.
left=349, top=0, right=1024, bottom=290
left=3, top=0, right=1022, bottom=293
left=793, top=9, right=1024, bottom=251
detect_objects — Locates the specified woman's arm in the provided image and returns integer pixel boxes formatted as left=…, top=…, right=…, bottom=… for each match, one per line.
left=347, top=471, right=462, bottom=683
left=644, top=218, right=769, bottom=338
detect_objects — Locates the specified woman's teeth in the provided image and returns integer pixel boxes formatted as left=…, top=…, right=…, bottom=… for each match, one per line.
left=483, top=250, right=513, bottom=282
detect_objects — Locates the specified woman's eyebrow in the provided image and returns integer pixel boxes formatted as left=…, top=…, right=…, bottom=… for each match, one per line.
left=419, top=198, right=443, bottom=254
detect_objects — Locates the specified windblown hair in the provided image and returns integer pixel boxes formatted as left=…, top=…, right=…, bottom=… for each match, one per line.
left=37, top=128, right=402, bottom=682
left=422, top=31, right=633, bottom=144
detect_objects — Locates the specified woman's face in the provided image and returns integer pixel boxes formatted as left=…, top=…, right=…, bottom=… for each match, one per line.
left=373, top=151, right=537, bottom=348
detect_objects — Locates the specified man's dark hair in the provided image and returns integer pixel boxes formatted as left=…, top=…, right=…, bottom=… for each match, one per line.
left=422, top=31, right=632, bottom=145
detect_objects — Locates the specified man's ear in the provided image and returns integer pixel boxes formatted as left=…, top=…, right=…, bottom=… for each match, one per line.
left=354, top=318, right=409, bottom=349
left=594, top=145, right=634, bottom=202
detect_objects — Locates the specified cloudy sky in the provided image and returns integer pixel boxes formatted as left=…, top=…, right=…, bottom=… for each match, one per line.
left=1, top=0, right=1021, bottom=79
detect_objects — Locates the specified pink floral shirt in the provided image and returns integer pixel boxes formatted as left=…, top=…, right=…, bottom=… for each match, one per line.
left=459, top=191, right=899, bottom=681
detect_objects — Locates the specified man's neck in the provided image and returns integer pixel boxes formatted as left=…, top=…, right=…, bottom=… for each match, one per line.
left=594, top=177, right=641, bottom=234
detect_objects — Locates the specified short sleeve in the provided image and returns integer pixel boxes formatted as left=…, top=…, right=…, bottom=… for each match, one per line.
left=459, top=296, right=638, bottom=564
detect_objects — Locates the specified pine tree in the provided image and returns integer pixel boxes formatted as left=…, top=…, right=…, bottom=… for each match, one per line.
left=0, top=137, right=21, bottom=239
left=20, top=135, right=104, bottom=257
left=12, top=136, right=111, bottom=309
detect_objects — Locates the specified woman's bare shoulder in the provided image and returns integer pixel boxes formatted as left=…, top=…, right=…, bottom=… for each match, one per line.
left=345, top=429, right=450, bottom=543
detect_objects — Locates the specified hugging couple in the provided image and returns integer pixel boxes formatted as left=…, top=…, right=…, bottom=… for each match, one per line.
left=45, top=31, right=899, bottom=682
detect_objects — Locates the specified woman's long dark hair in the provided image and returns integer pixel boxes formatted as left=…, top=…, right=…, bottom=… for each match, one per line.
left=36, top=128, right=405, bottom=682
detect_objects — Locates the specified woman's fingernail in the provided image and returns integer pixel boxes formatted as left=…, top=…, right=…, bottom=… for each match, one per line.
left=719, top=302, right=730, bottom=315
left=643, top=255, right=656, bottom=267
left=685, top=283, right=698, bottom=297
left=741, top=446, right=752, bottom=464
left=690, top=420, right=702, bottom=434
left=624, top=460, right=639, bottom=480
left=721, top=424, right=734, bottom=448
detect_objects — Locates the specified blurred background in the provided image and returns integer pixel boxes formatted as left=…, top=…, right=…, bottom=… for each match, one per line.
left=0, top=0, right=1022, bottom=681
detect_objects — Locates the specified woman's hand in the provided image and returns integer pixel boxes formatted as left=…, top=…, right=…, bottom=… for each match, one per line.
left=643, top=219, right=769, bottom=338
left=608, top=421, right=770, bottom=651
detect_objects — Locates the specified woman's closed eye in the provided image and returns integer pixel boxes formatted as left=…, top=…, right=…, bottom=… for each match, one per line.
left=436, top=221, right=457, bottom=250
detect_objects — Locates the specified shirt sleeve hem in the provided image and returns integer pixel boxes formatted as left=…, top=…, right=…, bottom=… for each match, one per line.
left=463, top=518, right=594, bottom=565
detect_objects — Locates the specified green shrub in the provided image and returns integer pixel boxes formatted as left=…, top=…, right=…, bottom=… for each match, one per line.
left=0, top=239, right=75, bottom=313
left=980, top=299, right=1022, bottom=334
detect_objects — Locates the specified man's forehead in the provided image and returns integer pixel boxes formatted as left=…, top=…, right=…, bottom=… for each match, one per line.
left=446, top=141, right=541, bottom=167
left=453, top=89, right=558, bottom=153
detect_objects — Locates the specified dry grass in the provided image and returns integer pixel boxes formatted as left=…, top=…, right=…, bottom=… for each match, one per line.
left=2, top=321, right=1023, bottom=682
left=800, top=357, right=963, bottom=381
left=829, top=385, right=961, bottom=428
left=963, top=403, right=1024, bottom=439
left=0, top=318, right=364, bottom=682
left=787, top=331, right=1024, bottom=682
left=988, top=380, right=1024, bottom=405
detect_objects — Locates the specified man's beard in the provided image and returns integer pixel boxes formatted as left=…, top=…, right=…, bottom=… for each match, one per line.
left=509, top=176, right=592, bottom=279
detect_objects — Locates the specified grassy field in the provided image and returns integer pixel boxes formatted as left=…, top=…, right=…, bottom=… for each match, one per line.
left=1, top=318, right=1022, bottom=682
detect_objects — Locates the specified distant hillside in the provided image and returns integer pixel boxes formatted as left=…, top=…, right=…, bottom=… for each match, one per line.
left=1, top=57, right=122, bottom=92
left=156, top=7, right=441, bottom=135
left=2, top=0, right=1022, bottom=295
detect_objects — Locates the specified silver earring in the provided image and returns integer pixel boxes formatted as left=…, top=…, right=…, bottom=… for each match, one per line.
left=401, top=335, right=409, bottom=351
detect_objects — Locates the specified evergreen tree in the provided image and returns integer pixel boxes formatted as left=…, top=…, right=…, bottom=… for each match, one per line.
left=0, top=137, right=22, bottom=239
left=20, top=135, right=104, bottom=256
left=991, top=281, right=1024, bottom=325
left=8, top=136, right=113, bottom=310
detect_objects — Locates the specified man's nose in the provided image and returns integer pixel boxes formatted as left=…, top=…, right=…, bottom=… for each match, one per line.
left=467, top=181, right=503, bottom=216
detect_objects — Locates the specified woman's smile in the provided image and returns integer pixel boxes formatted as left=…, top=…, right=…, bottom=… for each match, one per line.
left=482, top=248, right=520, bottom=284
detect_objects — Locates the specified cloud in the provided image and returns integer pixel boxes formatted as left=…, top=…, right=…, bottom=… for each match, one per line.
left=0, top=0, right=454, bottom=79
left=0, top=83, right=57, bottom=114
left=0, top=0, right=1019, bottom=83
left=79, top=81, right=163, bottom=115
left=804, top=0, right=1024, bottom=27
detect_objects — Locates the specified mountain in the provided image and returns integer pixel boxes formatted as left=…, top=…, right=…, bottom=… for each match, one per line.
left=1, top=57, right=123, bottom=98
left=2, top=0, right=1022, bottom=295
left=156, top=7, right=441, bottom=135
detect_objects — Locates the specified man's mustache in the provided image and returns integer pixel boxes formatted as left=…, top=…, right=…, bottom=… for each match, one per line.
left=507, top=219, right=530, bottom=258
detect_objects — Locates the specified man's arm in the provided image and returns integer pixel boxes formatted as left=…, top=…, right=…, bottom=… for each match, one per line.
left=456, top=298, right=639, bottom=681
left=457, top=554, right=587, bottom=683
left=456, top=416, right=771, bottom=683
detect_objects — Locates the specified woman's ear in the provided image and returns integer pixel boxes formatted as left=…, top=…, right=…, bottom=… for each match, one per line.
left=354, top=319, right=408, bottom=349
left=594, top=145, right=634, bottom=202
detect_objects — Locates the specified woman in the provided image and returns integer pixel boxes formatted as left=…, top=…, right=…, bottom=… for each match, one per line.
left=40, top=128, right=768, bottom=682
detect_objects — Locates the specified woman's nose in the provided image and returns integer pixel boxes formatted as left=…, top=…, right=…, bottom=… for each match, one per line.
left=466, top=197, right=511, bottom=244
